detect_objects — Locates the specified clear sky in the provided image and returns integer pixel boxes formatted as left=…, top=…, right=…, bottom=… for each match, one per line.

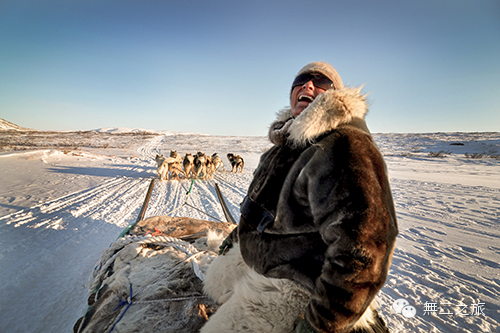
left=1, top=0, right=499, bottom=136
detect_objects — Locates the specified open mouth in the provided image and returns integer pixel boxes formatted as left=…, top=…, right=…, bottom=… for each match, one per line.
left=298, top=94, right=314, bottom=103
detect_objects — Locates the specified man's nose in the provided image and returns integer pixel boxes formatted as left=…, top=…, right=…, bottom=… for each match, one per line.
left=302, top=80, right=314, bottom=89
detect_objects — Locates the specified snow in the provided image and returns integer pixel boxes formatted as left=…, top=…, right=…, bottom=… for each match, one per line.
left=0, top=129, right=499, bottom=332
left=0, top=118, right=30, bottom=131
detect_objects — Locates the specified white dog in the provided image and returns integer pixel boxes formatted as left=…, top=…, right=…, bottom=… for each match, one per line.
left=155, top=154, right=169, bottom=180
left=156, top=152, right=184, bottom=181
left=212, top=153, right=225, bottom=172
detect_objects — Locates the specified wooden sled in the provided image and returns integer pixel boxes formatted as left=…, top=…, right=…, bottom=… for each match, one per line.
left=73, top=179, right=237, bottom=333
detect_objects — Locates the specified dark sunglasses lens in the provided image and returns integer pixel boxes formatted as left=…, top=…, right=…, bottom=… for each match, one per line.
left=292, top=73, right=311, bottom=88
left=312, top=76, right=333, bottom=90
left=292, top=73, right=333, bottom=90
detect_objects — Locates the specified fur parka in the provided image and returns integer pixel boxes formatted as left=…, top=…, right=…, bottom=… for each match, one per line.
left=233, top=86, right=398, bottom=332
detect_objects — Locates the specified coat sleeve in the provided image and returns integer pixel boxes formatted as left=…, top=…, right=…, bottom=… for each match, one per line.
left=300, top=130, right=397, bottom=332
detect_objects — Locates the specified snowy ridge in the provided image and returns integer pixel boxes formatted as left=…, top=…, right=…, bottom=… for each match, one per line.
left=0, top=130, right=499, bottom=332
left=0, top=118, right=30, bottom=131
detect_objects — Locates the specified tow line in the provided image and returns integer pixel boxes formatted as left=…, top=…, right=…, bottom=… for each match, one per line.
left=118, top=178, right=236, bottom=239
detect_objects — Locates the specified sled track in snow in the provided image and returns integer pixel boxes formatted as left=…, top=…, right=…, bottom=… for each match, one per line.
left=0, top=176, right=160, bottom=332
left=0, top=131, right=255, bottom=332
left=0, top=177, right=154, bottom=273
left=145, top=178, right=230, bottom=223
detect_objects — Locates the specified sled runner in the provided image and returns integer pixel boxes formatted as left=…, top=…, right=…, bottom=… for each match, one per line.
left=73, top=179, right=236, bottom=333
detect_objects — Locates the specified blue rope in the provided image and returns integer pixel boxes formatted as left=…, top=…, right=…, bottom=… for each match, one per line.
left=109, top=284, right=133, bottom=333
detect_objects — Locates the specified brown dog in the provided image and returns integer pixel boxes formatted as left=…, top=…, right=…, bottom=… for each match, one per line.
left=194, top=152, right=208, bottom=179
left=183, top=153, right=195, bottom=179
left=227, top=153, right=244, bottom=173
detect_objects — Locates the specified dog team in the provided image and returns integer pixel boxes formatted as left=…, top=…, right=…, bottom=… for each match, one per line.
left=155, top=151, right=244, bottom=181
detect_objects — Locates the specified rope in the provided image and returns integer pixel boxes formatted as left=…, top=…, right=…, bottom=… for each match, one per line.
left=108, top=285, right=133, bottom=333
left=88, top=235, right=215, bottom=293
left=162, top=179, right=224, bottom=222
left=186, top=179, right=195, bottom=195
left=162, top=179, right=196, bottom=216
left=184, top=203, right=224, bottom=222
left=99, top=235, right=215, bottom=332
left=133, top=295, right=208, bottom=305
left=107, top=291, right=208, bottom=332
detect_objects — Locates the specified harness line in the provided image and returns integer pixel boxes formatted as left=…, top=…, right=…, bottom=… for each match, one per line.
left=85, top=178, right=227, bottom=332
left=97, top=235, right=215, bottom=333
left=163, top=179, right=224, bottom=222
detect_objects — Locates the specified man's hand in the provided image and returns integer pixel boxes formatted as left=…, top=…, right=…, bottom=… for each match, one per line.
left=218, top=236, right=233, bottom=255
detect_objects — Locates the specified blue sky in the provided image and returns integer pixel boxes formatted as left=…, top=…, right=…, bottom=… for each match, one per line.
left=1, top=0, right=499, bottom=136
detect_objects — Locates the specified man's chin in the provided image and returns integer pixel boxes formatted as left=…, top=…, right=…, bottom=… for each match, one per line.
left=292, top=105, right=308, bottom=118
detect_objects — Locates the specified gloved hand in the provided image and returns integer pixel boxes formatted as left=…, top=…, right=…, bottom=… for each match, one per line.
left=295, top=319, right=316, bottom=333
left=218, top=236, right=233, bottom=255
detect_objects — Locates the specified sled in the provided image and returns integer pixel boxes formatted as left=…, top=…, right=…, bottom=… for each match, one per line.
left=73, top=179, right=237, bottom=333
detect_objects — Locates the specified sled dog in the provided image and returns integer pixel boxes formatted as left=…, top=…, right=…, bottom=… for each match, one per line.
left=183, top=153, right=195, bottom=179
left=155, top=154, right=169, bottom=180
left=194, top=152, right=208, bottom=180
left=212, top=153, right=225, bottom=172
left=227, top=153, right=244, bottom=173
left=205, top=155, right=215, bottom=179
left=167, top=150, right=184, bottom=180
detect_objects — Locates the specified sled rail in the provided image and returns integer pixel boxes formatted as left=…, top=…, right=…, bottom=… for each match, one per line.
left=117, top=178, right=155, bottom=238
left=214, top=182, right=237, bottom=224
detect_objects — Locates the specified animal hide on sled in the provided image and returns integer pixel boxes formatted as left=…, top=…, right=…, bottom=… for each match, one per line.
left=74, top=217, right=235, bottom=333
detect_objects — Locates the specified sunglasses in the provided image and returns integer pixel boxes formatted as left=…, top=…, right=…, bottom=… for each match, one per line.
left=291, top=73, right=334, bottom=90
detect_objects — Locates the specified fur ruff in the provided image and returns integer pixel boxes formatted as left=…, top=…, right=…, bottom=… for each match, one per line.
left=269, top=86, right=368, bottom=147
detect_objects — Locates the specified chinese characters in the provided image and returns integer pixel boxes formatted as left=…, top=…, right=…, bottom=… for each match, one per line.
left=423, top=300, right=485, bottom=316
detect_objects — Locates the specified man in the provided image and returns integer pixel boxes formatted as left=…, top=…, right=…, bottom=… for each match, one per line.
left=202, top=61, right=398, bottom=333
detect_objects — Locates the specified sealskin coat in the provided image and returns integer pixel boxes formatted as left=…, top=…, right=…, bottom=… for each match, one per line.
left=232, top=86, right=398, bottom=332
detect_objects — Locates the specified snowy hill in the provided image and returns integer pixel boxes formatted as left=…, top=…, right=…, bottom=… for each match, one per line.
left=92, top=127, right=163, bottom=134
left=0, top=130, right=499, bottom=332
left=0, top=118, right=30, bottom=131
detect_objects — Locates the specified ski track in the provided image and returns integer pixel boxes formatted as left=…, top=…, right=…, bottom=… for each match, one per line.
left=1, top=132, right=499, bottom=332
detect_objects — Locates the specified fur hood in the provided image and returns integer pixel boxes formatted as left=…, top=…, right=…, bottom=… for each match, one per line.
left=269, top=86, right=369, bottom=147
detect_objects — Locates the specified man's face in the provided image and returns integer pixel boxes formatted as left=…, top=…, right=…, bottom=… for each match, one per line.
left=290, top=80, right=327, bottom=118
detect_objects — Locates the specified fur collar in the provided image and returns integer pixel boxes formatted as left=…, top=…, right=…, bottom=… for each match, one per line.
left=268, top=86, right=368, bottom=147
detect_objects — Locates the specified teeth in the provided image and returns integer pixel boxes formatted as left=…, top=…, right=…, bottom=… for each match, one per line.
left=299, top=95, right=314, bottom=102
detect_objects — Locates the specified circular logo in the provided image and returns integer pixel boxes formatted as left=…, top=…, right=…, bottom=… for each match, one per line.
left=393, top=298, right=409, bottom=314
left=401, top=305, right=417, bottom=318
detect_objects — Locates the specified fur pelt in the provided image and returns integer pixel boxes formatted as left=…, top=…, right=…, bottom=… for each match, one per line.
left=75, top=231, right=226, bottom=333
left=202, top=245, right=310, bottom=333
left=202, top=245, right=380, bottom=333
left=203, top=244, right=252, bottom=304
left=269, top=86, right=369, bottom=147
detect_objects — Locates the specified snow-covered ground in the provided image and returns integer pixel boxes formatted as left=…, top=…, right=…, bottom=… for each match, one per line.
left=0, top=128, right=499, bottom=332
